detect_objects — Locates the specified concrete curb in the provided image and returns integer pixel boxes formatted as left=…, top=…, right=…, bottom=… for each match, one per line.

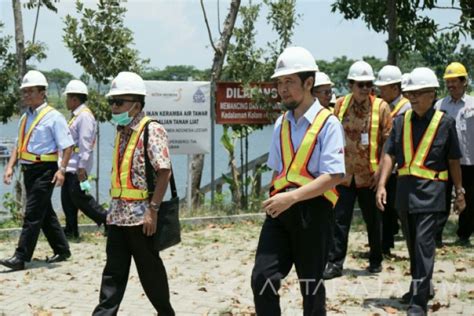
left=0, top=213, right=266, bottom=239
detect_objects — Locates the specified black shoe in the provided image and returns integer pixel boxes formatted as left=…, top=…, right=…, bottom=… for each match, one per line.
left=323, top=264, right=342, bottom=280
left=367, top=264, right=382, bottom=273
left=382, top=248, right=392, bottom=256
left=0, top=256, right=25, bottom=271
left=406, top=305, right=426, bottom=316
left=64, top=228, right=79, bottom=239
left=46, top=252, right=71, bottom=263
left=455, top=238, right=471, bottom=246
left=435, top=240, right=444, bottom=248
left=401, top=291, right=434, bottom=304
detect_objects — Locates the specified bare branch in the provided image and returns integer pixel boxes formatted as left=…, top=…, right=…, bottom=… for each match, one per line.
left=200, top=0, right=218, bottom=53
left=217, top=0, right=222, bottom=36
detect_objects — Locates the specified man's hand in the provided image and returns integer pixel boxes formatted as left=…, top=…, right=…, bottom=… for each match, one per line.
left=77, top=168, right=87, bottom=182
left=52, top=170, right=65, bottom=186
left=143, top=209, right=157, bottom=236
left=454, top=194, right=466, bottom=214
left=3, top=166, right=13, bottom=185
left=262, top=192, right=295, bottom=218
left=375, top=186, right=387, bottom=211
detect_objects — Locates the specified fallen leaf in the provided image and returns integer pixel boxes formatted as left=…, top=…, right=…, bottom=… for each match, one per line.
left=455, top=267, right=467, bottom=272
left=386, top=265, right=395, bottom=271
left=467, top=290, right=474, bottom=299
left=198, top=287, right=207, bottom=292
left=383, top=306, right=398, bottom=314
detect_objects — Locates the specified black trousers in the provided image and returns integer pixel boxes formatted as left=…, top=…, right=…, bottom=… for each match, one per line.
left=382, top=174, right=400, bottom=251
left=435, top=179, right=452, bottom=244
left=398, top=209, right=437, bottom=312
left=457, top=165, right=474, bottom=240
left=93, top=225, right=174, bottom=316
left=15, top=163, right=70, bottom=262
left=327, top=179, right=383, bottom=268
left=251, top=197, right=331, bottom=316
left=61, top=172, right=106, bottom=236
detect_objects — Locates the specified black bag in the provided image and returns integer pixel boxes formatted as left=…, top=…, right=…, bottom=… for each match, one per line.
left=144, top=120, right=181, bottom=251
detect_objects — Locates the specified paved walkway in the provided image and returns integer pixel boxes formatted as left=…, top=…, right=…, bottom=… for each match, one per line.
left=0, top=219, right=473, bottom=315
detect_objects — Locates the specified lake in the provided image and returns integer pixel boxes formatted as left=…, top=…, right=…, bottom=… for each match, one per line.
left=0, top=118, right=274, bottom=213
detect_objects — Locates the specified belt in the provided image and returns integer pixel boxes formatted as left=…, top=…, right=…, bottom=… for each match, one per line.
left=21, top=162, right=57, bottom=172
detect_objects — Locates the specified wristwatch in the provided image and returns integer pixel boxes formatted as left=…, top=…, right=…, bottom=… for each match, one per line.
left=149, top=201, right=160, bottom=212
left=455, top=187, right=466, bottom=196
left=59, top=166, right=67, bottom=174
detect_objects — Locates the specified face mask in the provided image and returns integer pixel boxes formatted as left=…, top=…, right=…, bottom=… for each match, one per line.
left=111, top=103, right=136, bottom=126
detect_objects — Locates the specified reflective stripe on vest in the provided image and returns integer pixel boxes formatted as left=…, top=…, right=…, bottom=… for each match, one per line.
left=17, top=105, right=58, bottom=163
left=391, top=97, right=409, bottom=117
left=110, top=116, right=151, bottom=200
left=68, top=107, right=94, bottom=153
left=337, top=94, right=382, bottom=173
left=398, top=109, right=448, bottom=181
left=271, top=108, right=339, bottom=207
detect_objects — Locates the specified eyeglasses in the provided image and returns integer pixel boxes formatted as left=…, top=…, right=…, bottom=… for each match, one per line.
left=314, top=89, right=332, bottom=96
left=107, top=98, right=138, bottom=106
left=356, top=81, right=373, bottom=89
left=405, top=89, right=434, bottom=98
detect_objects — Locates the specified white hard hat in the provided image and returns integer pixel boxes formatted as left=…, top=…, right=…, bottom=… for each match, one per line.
left=347, top=60, right=375, bottom=81
left=403, top=67, right=439, bottom=92
left=20, top=70, right=48, bottom=89
left=314, top=72, right=334, bottom=87
left=401, top=73, right=410, bottom=91
left=106, top=71, right=146, bottom=97
left=271, top=46, right=319, bottom=79
left=375, top=65, right=402, bottom=86
left=63, top=79, right=88, bottom=95
left=330, top=93, right=336, bottom=104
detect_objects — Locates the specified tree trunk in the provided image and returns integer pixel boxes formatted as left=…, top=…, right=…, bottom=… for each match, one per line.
left=32, top=0, right=41, bottom=44
left=386, top=0, right=397, bottom=65
left=192, top=0, right=241, bottom=208
left=12, top=0, right=26, bottom=81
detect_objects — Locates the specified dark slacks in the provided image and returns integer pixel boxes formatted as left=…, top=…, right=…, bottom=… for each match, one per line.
left=398, top=209, right=437, bottom=312
left=457, top=165, right=474, bottom=240
left=93, top=225, right=174, bottom=316
left=382, top=174, right=400, bottom=252
left=327, top=179, right=383, bottom=268
left=15, top=163, right=70, bottom=261
left=435, top=180, right=452, bottom=244
left=61, top=172, right=106, bottom=236
left=251, top=197, right=331, bottom=316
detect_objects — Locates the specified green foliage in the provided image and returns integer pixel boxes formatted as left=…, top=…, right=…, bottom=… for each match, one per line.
left=63, top=0, right=149, bottom=122
left=24, top=0, right=60, bottom=12
left=87, top=89, right=110, bottom=122
left=1, top=193, right=22, bottom=225
left=142, top=65, right=210, bottom=81
left=0, top=23, right=19, bottom=123
left=43, top=68, right=74, bottom=106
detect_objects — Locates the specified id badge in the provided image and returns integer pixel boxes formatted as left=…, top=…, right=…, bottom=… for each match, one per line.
left=361, top=133, right=369, bottom=145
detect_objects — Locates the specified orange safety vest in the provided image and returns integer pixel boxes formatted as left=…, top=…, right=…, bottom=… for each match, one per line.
left=110, top=116, right=151, bottom=200
left=337, top=93, right=383, bottom=173
left=398, top=109, right=448, bottom=181
left=391, top=97, right=409, bottom=117
left=17, top=105, right=58, bottom=163
left=68, top=106, right=94, bottom=153
left=270, top=108, right=339, bottom=207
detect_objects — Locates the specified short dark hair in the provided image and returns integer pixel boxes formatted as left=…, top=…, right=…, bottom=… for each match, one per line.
left=69, top=93, right=88, bottom=104
left=37, top=86, right=46, bottom=92
left=296, top=72, right=315, bottom=86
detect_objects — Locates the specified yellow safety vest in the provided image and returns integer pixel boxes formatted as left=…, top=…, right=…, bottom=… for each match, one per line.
left=271, top=108, right=339, bottom=208
left=110, top=116, right=151, bottom=200
left=68, top=107, right=94, bottom=153
left=398, top=109, right=448, bottom=181
left=337, top=94, right=382, bottom=173
left=17, top=105, right=58, bottom=163
left=391, top=97, right=409, bottom=117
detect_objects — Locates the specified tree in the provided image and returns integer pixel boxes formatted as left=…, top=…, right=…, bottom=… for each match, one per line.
left=43, top=68, right=74, bottom=105
left=25, top=0, right=60, bottom=44
left=142, top=65, right=210, bottom=81
left=0, top=22, right=19, bottom=123
left=63, top=0, right=148, bottom=201
left=331, top=0, right=474, bottom=65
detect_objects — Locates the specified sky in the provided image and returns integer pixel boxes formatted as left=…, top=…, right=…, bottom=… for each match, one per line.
left=1, top=0, right=473, bottom=78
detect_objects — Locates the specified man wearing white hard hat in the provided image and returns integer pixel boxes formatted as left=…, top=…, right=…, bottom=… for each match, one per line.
left=60, top=80, right=107, bottom=239
left=434, top=62, right=473, bottom=247
left=93, top=72, right=174, bottom=315
left=312, top=71, right=334, bottom=111
left=251, top=47, right=345, bottom=314
left=1, top=70, right=74, bottom=271
left=376, top=67, right=465, bottom=316
left=324, top=60, right=392, bottom=280
left=375, top=65, right=412, bottom=256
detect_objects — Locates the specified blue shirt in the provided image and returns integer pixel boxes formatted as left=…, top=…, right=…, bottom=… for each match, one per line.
left=18, top=103, right=74, bottom=164
left=391, top=94, right=411, bottom=116
left=267, top=99, right=346, bottom=177
left=63, top=104, right=97, bottom=173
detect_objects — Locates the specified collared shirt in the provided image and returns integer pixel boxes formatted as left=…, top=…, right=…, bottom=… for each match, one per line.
left=267, top=99, right=345, bottom=178
left=385, top=107, right=462, bottom=213
left=107, top=111, right=171, bottom=226
left=334, top=95, right=392, bottom=187
left=390, top=94, right=411, bottom=116
left=63, top=104, right=96, bottom=174
left=435, top=93, right=474, bottom=165
left=17, top=102, right=74, bottom=164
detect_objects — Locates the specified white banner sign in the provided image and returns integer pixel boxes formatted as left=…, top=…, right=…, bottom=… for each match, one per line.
left=144, top=81, right=211, bottom=154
